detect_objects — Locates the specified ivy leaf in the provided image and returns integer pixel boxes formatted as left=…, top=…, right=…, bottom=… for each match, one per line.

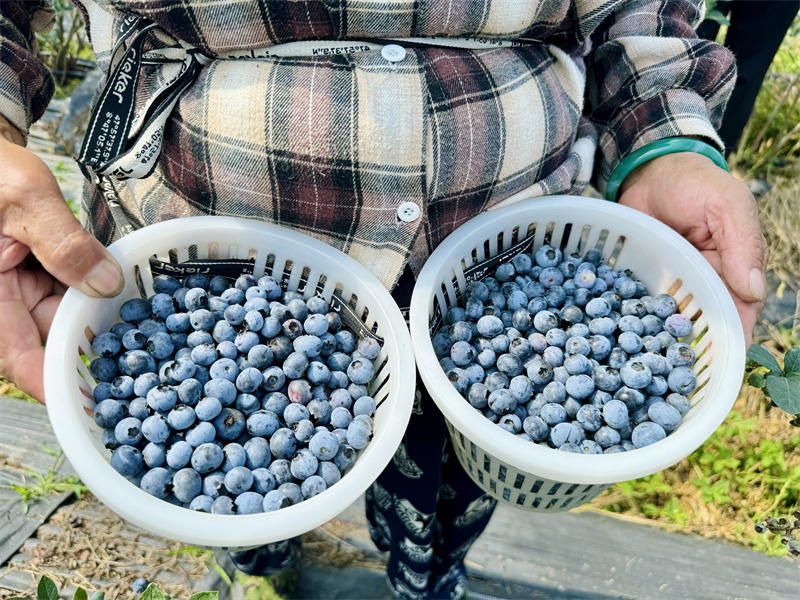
left=188, top=592, right=219, bottom=600
left=748, top=372, right=765, bottom=388
left=747, top=344, right=781, bottom=373
left=783, top=347, right=800, bottom=376
left=38, top=576, right=59, bottom=600
left=765, top=372, right=800, bottom=416
left=74, top=588, right=88, bottom=600
left=139, top=585, right=168, bottom=600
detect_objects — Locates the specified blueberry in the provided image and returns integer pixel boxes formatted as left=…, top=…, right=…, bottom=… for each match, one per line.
left=172, top=468, right=202, bottom=503
left=558, top=443, right=582, bottom=453
left=92, top=332, right=121, bottom=358
left=120, top=298, right=151, bottom=323
left=94, top=399, right=125, bottom=429
left=602, top=400, right=629, bottom=429
left=565, top=374, right=594, bottom=399
left=189, top=495, right=215, bottom=512
left=666, top=393, right=691, bottom=415
left=132, top=578, right=149, bottom=594
left=540, top=403, right=567, bottom=426
left=652, top=293, right=678, bottom=318
left=167, top=405, right=196, bottom=430
left=291, top=448, right=319, bottom=480
left=664, top=314, right=693, bottom=338
left=212, top=408, right=246, bottom=441
left=620, top=360, right=652, bottom=389
left=475, top=315, right=503, bottom=338
left=666, top=342, right=695, bottom=367
left=328, top=444, right=354, bottom=473
left=262, top=490, right=291, bottom=512
left=579, top=440, right=603, bottom=454
left=647, top=401, right=682, bottom=432
left=594, top=426, right=622, bottom=448
left=90, top=357, right=118, bottom=383
left=347, top=359, right=375, bottom=385
left=561, top=353, right=587, bottom=376
left=139, top=414, right=168, bottom=443
left=140, top=467, right=171, bottom=499
left=346, top=418, right=372, bottom=450
left=185, top=421, right=217, bottom=447
left=632, top=421, right=667, bottom=448
left=232, top=491, right=263, bottom=514
left=211, top=321, right=236, bottom=348
left=287, top=379, right=313, bottom=405
left=585, top=298, right=611, bottom=319
left=142, top=442, right=166, bottom=468
left=617, top=331, right=643, bottom=354
left=269, top=428, right=297, bottom=459
left=576, top=405, right=602, bottom=432
left=667, top=367, right=697, bottom=394
left=110, top=445, right=143, bottom=478
left=192, top=443, right=225, bottom=474
left=166, top=441, right=194, bottom=469
left=535, top=245, right=561, bottom=268
left=645, top=375, right=669, bottom=397
left=114, top=416, right=143, bottom=446
left=246, top=467, right=276, bottom=495
left=211, top=496, right=236, bottom=514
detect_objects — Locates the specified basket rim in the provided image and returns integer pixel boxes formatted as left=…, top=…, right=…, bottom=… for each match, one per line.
left=409, top=195, right=746, bottom=485
left=44, top=215, right=416, bottom=548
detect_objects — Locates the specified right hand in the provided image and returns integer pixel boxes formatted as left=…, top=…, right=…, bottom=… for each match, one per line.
left=0, top=116, right=125, bottom=403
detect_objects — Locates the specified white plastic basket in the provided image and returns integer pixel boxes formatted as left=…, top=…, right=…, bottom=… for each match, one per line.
left=44, top=216, right=415, bottom=549
left=409, top=196, right=745, bottom=511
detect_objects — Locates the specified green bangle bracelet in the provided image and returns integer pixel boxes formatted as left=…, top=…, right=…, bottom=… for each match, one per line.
left=604, top=137, right=729, bottom=202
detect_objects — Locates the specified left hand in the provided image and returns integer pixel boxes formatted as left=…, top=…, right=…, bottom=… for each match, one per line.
left=618, top=152, right=768, bottom=347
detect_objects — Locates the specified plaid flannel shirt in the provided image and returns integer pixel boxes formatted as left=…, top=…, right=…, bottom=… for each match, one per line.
left=0, top=0, right=734, bottom=290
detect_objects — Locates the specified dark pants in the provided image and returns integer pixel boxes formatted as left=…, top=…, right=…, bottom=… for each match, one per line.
left=232, top=267, right=496, bottom=599
left=696, top=0, right=800, bottom=155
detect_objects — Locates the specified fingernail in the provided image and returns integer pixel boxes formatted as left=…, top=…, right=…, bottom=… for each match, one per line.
left=749, top=268, right=767, bottom=303
left=85, top=258, right=124, bottom=297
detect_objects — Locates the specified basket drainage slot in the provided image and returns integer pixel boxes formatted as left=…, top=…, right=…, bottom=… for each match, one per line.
left=513, top=474, right=526, bottom=489
left=547, top=483, right=562, bottom=496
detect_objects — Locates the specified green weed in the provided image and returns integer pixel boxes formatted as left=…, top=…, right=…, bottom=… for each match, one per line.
left=1, top=445, right=88, bottom=514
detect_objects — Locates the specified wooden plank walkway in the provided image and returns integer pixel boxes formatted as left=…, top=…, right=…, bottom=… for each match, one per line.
left=0, top=397, right=228, bottom=599
left=0, top=397, right=76, bottom=567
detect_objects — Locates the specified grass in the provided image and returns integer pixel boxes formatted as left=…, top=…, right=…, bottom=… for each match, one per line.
left=0, top=445, right=88, bottom=514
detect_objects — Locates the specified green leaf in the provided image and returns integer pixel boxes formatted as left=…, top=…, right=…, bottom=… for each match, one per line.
left=74, top=588, right=88, bottom=600
left=705, top=9, right=730, bottom=25
left=188, top=592, right=219, bottom=600
left=747, top=344, right=782, bottom=373
left=139, top=585, right=168, bottom=600
left=765, top=372, right=800, bottom=415
left=748, top=372, right=765, bottom=388
left=784, top=347, right=800, bottom=376
left=38, top=576, right=59, bottom=600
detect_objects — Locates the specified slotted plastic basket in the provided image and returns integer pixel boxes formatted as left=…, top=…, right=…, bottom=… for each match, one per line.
left=409, top=196, right=745, bottom=511
left=44, top=216, right=415, bottom=549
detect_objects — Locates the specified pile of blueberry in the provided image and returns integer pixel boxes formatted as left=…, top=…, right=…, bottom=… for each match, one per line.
left=89, top=271, right=380, bottom=514
left=431, top=245, right=698, bottom=454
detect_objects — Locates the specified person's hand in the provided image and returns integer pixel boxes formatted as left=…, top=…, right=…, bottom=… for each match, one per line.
left=618, top=151, right=768, bottom=347
left=0, top=115, right=125, bottom=403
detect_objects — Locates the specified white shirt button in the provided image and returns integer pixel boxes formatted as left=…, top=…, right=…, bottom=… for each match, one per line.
left=381, top=44, right=407, bottom=63
left=397, top=202, right=421, bottom=222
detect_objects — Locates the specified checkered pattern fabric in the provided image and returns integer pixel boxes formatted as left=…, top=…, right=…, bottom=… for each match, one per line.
left=0, top=0, right=735, bottom=290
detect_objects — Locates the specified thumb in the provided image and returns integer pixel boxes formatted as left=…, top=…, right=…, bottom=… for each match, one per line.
left=0, top=144, right=125, bottom=298
left=27, top=210, right=126, bottom=298
left=708, top=182, right=768, bottom=305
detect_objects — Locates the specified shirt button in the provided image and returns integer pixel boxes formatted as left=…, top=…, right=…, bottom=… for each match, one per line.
left=382, top=44, right=407, bottom=63
left=397, top=202, right=421, bottom=222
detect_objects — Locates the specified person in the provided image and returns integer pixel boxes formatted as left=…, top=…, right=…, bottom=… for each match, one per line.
left=0, top=1, right=767, bottom=598
left=696, top=0, right=800, bottom=155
